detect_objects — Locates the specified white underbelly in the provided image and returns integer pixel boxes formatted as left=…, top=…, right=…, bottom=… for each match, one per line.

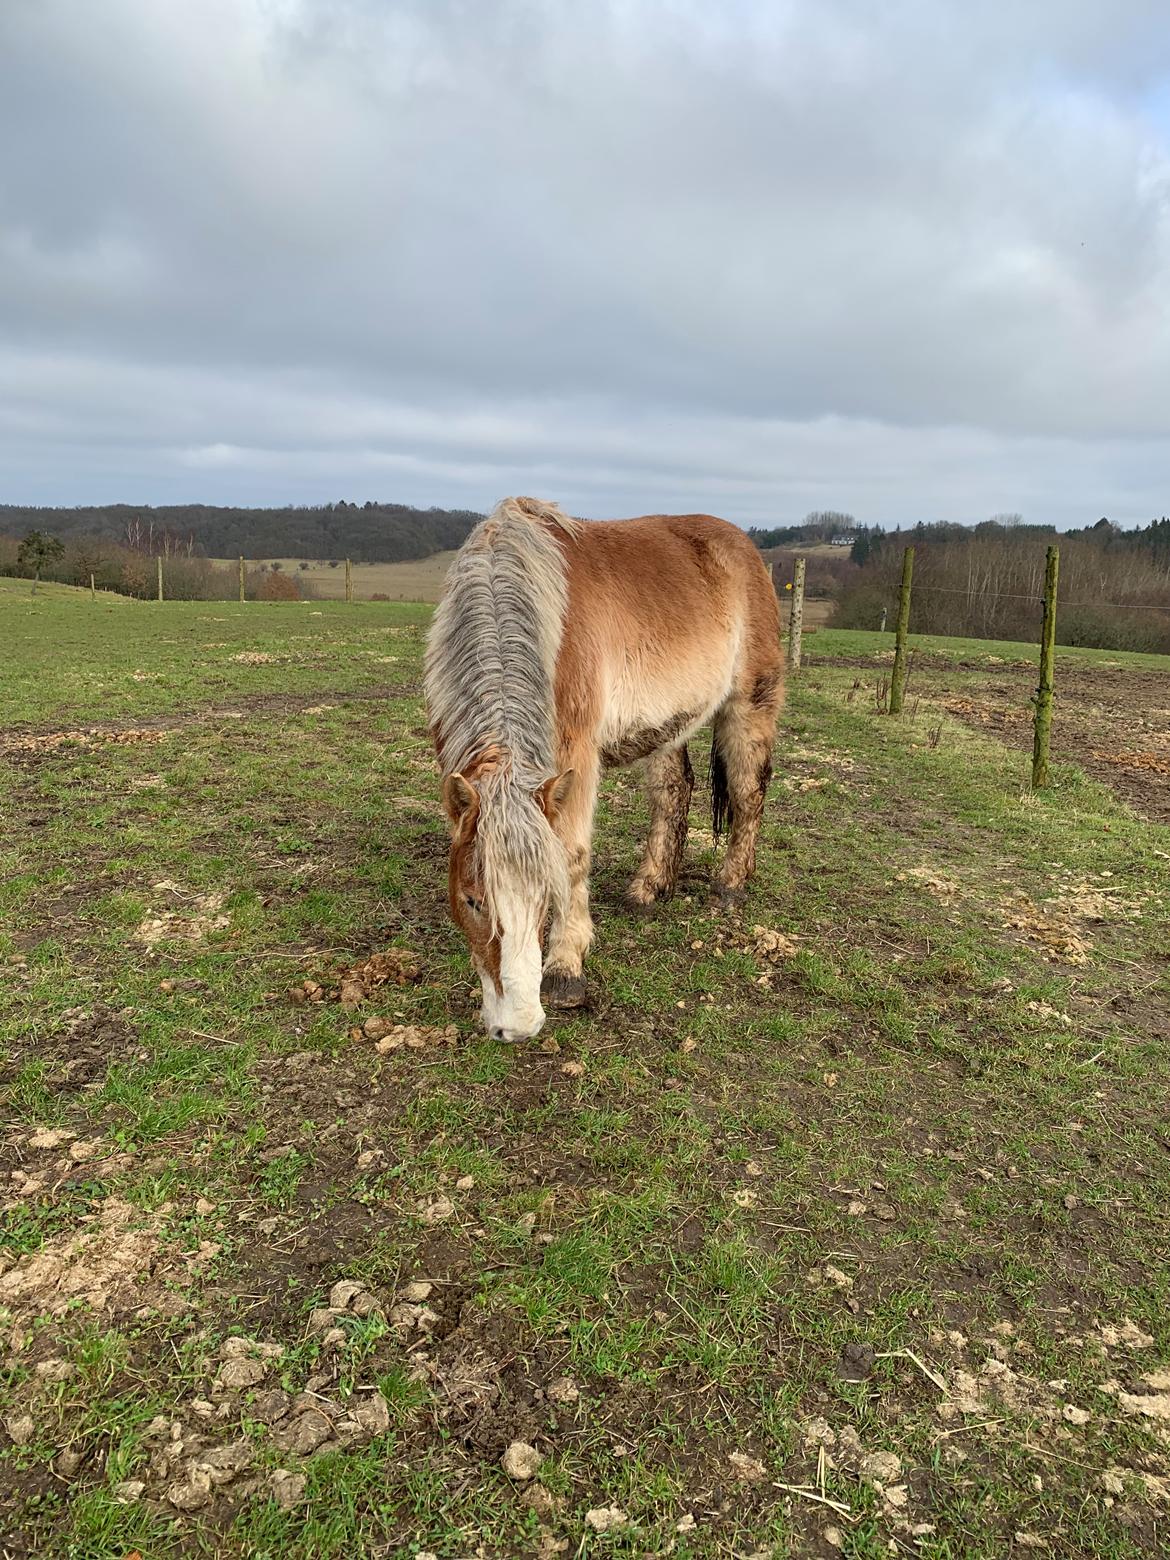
left=596, top=619, right=742, bottom=765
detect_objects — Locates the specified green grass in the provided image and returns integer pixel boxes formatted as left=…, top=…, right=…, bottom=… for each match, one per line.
left=0, top=574, right=133, bottom=605
left=812, top=622, right=1170, bottom=671
left=1, top=601, right=1168, bottom=1557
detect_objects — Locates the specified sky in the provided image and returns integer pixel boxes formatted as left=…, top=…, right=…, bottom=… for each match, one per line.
left=2, top=0, right=1169, bottom=529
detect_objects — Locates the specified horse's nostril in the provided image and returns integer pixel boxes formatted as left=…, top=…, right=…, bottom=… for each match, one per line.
left=490, top=1026, right=506, bottom=1041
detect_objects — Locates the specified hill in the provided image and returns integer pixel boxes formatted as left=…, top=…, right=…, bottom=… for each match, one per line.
left=0, top=501, right=481, bottom=564
left=0, top=574, right=131, bottom=604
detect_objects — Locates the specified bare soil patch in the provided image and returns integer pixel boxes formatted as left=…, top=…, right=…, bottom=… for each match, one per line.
left=929, top=662, right=1170, bottom=819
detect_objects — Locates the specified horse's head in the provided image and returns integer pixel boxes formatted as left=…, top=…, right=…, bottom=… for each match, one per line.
left=442, top=768, right=573, bottom=1041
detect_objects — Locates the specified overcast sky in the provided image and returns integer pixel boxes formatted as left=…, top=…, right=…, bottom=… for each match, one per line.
left=2, top=1, right=1169, bottom=527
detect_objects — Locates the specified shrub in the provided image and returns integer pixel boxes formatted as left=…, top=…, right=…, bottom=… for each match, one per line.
left=257, top=570, right=302, bottom=601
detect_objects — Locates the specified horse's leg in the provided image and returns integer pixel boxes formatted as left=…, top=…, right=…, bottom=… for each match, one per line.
left=626, top=743, right=694, bottom=909
left=542, top=747, right=599, bottom=1009
left=711, top=691, right=780, bottom=903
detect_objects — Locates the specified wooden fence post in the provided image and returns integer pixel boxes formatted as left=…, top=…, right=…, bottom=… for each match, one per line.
left=345, top=558, right=353, bottom=603
left=1031, top=545, right=1059, bottom=789
left=157, top=555, right=164, bottom=602
left=888, top=546, right=914, bottom=714
left=238, top=556, right=246, bottom=603
left=90, top=573, right=96, bottom=602
left=787, top=556, right=806, bottom=670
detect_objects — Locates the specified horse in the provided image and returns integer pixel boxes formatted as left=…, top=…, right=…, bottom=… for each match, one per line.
left=424, top=496, right=785, bottom=1041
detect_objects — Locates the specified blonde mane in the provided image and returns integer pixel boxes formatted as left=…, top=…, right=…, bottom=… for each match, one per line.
left=423, top=497, right=576, bottom=922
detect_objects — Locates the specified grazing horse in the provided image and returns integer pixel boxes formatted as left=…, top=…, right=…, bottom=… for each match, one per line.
left=424, top=497, right=784, bottom=1041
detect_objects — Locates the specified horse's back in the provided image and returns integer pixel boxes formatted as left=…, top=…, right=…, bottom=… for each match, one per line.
left=555, top=511, right=783, bottom=757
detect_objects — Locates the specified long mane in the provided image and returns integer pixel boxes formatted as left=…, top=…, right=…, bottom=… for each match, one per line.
left=424, top=497, right=578, bottom=925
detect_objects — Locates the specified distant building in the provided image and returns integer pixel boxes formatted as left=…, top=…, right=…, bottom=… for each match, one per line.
left=830, top=532, right=858, bottom=547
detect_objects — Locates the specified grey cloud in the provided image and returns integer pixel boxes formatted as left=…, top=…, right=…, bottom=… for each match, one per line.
left=1, top=0, right=1169, bottom=522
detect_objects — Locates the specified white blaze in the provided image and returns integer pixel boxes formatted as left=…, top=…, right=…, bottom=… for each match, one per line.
left=479, top=876, right=545, bottom=1041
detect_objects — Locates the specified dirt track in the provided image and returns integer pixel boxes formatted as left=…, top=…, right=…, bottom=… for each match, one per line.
left=928, top=661, right=1170, bottom=821
left=825, top=649, right=1170, bottom=822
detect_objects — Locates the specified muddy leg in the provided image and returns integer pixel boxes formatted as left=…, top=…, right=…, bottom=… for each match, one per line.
left=712, top=696, right=778, bottom=902
left=542, top=749, right=599, bottom=1009
left=626, top=744, right=694, bottom=909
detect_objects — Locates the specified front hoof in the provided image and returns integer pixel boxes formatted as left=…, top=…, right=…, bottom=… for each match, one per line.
left=541, top=970, right=590, bottom=1010
left=710, top=884, right=746, bottom=911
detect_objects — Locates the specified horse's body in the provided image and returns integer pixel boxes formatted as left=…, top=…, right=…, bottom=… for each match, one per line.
left=425, top=497, right=784, bottom=1040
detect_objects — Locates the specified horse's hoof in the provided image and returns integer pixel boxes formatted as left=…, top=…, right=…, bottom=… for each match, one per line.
left=710, top=884, right=746, bottom=911
left=624, top=882, right=671, bottom=914
left=542, top=971, right=590, bottom=1010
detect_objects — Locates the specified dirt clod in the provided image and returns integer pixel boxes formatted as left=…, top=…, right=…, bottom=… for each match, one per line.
left=419, top=1195, right=455, bottom=1224
left=860, top=1450, right=902, bottom=1486
left=167, top=1467, right=213, bottom=1511
left=351, top=1391, right=391, bottom=1436
left=216, top=1358, right=268, bottom=1391
left=728, top=1450, right=768, bottom=1483
left=501, top=1440, right=543, bottom=1481
left=270, top=1469, right=307, bottom=1508
left=585, top=1506, right=629, bottom=1532
left=838, top=1341, right=876, bottom=1382
left=547, top=1377, right=579, bottom=1405
left=275, top=1412, right=334, bottom=1456
left=5, top=1413, right=35, bottom=1447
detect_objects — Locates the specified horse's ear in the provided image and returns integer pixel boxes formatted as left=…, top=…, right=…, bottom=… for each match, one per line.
left=537, top=769, right=575, bottom=822
left=443, top=772, right=479, bottom=827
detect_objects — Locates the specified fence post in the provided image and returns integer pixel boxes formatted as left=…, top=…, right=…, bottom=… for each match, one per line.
left=787, top=556, right=806, bottom=670
left=879, top=607, right=887, bottom=632
left=238, top=556, right=246, bottom=603
left=345, top=558, right=353, bottom=603
left=157, top=555, right=164, bottom=602
left=888, top=546, right=914, bottom=714
left=1031, top=545, right=1059, bottom=790
left=90, top=573, right=96, bottom=602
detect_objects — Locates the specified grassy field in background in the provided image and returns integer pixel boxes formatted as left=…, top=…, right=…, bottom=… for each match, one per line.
left=221, top=556, right=837, bottom=615
left=2, top=593, right=1168, bottom=1557
left=0, top=576, right=131, bottom=606
left=213, top=555, right=458, bottom=602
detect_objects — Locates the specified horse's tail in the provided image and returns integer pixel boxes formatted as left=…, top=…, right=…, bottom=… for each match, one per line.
left=711, top=729, right=732, bottom=841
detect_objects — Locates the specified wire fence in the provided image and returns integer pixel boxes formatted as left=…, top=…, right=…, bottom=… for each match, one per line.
left=910, top=583, right=1169, bottom=611
left=777, top=542, right=1140, bottom=792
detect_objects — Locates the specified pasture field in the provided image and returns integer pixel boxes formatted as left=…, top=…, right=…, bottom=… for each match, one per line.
left=212, top=556, right=458, bottom=603
left=212, top=557, right=836, bottom=621
left=2, top=591, right=1169, bottom=1558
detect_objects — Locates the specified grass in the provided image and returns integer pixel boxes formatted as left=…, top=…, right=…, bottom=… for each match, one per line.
left=811, top=622, right=1170, bottom=671
left=210, top=554, right=458, bottom=602
left=1, top=597, right=1168, bottom=1557
left=0, top=574, right=132, bottom=605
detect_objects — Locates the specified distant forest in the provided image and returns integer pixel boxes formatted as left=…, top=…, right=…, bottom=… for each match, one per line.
left=0, top=500, right=482, bottom=563
left=833, top=516, right=1170, bottom=653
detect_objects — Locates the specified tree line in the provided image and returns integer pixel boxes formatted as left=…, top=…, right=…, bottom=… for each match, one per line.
left=0, top=500, right=482, bottom=564
left=0, top=529, right=329, bottom=601
left=834, top=517, right=1170, bottom=653
left=5, top=499, right=1169, bottom=649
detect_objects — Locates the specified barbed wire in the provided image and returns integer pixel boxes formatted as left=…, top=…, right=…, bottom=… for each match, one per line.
left=908, top=583, right=1170, bottom=611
